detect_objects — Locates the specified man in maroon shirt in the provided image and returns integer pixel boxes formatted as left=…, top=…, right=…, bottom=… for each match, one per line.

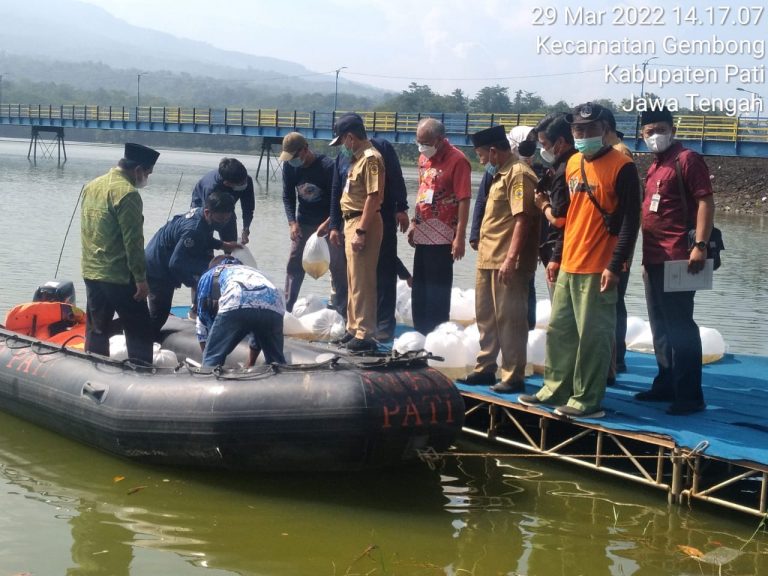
left=634, top=107, right=715, bottom=415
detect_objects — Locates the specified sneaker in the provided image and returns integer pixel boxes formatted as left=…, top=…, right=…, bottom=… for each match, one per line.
left=517, top=394, right=543, bottom=407
left=554, top=405, right=605, bottom=419
left=490, top=381, right=525, bottom=394
left=332, top=332, right=355, bottom=345
left=666, top=401, right=706, bottom=415
left=345, top=338, right=377, bottom=353
left=634, top=390, right=674, bottom=402
left=456, top=372, right=497, bottom=386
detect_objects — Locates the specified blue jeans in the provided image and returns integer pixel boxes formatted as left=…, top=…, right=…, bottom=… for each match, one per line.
left=202, top=308, right=285, bottom=367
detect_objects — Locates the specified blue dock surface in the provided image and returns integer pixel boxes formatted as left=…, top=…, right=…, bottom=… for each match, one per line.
left=459, top=351, right=768, bottom=468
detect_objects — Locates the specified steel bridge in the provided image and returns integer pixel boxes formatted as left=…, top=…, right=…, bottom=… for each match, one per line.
left=1, top=104, right=767, bottom=157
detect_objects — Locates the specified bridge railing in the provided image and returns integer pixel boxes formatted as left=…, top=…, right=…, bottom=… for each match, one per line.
left=1, top=103, right=766, bottom=143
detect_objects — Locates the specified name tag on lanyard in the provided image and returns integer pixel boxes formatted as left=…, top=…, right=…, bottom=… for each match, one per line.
left=649, top=180, right=661, bottom=213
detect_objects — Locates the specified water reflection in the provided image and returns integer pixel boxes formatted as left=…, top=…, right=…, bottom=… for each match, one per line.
left=1, top=412, right=766, bottom=575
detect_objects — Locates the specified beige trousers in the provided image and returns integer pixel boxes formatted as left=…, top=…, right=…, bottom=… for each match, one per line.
left=344, top=214, right=383, bottom=340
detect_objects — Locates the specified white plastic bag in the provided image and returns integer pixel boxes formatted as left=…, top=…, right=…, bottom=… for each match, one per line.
left=230, top=246, right=258, bottom=268
left=292, top=295, right=325, bottom=318
left=302, top=232, right=331, bottom=279
left=393, top=331, right=427, bottom=354
left=283, top=311, right=307, bottom=336
left=450, top=287, right=476, bottom=325
left=425, top=326, right=467, bottom=370
left=298, top=308, right=345, bottom=340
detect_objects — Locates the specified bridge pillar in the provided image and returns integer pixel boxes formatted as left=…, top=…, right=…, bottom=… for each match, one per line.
left=28, top=125, right=67, bottom=165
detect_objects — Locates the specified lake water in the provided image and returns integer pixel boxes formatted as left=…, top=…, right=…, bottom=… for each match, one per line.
left=1, top=139, right=767, bottom=575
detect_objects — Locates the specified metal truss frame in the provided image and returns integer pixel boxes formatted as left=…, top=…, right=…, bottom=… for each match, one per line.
left=460, top=392, right=768, bottom=518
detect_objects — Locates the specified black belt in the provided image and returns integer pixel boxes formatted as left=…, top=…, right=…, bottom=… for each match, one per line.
left=342, top=211, right=363, bottom=221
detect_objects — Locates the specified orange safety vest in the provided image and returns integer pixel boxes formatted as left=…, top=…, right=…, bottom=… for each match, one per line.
left=4, top=302, right=86, bottom=349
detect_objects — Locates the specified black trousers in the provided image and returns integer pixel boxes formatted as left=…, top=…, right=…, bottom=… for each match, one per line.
left=615, top=268, right=630, bottom=367
left=84, top=279, right=153, bottom=364
left=375, top=218, right=398, bottom=340
left=527, top=277, right=536, bottom=330
left=643, top=264, right=704, bottom=404
left=412, top=244, right=453, bottom=335
left=147, top=279, right=176, bottom=341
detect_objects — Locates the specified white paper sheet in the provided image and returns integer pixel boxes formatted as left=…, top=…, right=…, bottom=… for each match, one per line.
left=663, top=259, right=714, bottom=292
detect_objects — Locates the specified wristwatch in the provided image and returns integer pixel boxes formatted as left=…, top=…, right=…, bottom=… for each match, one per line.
left=694, top=240, right=707, bottom=250
left=355, top=229, right=367, bottom=236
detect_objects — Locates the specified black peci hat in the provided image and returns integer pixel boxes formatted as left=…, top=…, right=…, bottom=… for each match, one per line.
left=124, top=143, right=160, bottom=167
left=471, top=125, right=507, bottom=147
left=640, top=107, right=674, bottom=126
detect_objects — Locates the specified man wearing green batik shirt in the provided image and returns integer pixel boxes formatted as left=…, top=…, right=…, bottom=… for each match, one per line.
left=81, top=142, right=160, bottom=364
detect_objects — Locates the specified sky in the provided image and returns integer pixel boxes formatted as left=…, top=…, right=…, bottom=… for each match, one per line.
left=78, top=0, right=765, bottom=114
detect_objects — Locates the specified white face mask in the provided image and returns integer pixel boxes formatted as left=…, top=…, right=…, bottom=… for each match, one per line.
left=230, top=182, right=248, bottom=192
left=418, top=143, right=437, bottom=159
left=539, top=147, right=555, bottom=164
left=644, top=133, right=673, bottom=153
left=287, top=157, right=304, bottom=168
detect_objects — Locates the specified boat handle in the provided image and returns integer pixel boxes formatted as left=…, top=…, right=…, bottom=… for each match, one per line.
left=82, top=381, right=108, bottom=403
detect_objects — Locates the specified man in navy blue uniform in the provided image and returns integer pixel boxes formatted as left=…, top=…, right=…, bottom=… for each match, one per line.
left=146, top=190, right=241, bottom=337
left=190, top=157, right=255, bottom=245
left=328, top=113, right=409, bottom=340
left=279, top=132, right=346, bottom=312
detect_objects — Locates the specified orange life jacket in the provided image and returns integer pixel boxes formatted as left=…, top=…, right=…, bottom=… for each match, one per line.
left=4, top=302, right=86, bottom=348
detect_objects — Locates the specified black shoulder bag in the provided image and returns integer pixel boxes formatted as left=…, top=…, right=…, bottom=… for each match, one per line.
left=580, top=157, right=622, bottom=235
left=674, top=158, right=724, bottom=270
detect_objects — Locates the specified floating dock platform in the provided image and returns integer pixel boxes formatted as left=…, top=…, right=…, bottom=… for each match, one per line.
left=455, top=351, right=768, bottom=517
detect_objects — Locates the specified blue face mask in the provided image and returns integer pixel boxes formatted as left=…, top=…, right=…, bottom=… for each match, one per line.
left=287, top=157, right=303, bottom=168
left=574, top=136, right=604, bottom=156
left=340, top=145, right=353, bottom=158
left=485, top=163, right=498, bottom=177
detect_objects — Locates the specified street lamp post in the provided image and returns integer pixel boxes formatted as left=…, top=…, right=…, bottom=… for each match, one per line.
left=0, top=73, right=7, bottom=108
left=333, top=66, right=347, bottom=112
left=137, top=72, right=149, bottom=109
left=736, top=87, right=763, bottom=125
left=636, top=56, right=659, bottom=143
left=639, top=56, right=659, bottom=101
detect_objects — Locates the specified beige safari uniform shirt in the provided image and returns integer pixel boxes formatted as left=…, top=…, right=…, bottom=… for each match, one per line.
left=477, top=158, right=539, bottom=273
left=340, top=142, right=385, bottom=214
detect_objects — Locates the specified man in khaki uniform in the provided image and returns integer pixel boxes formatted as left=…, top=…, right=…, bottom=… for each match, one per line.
left=458, top=125, right=540, bottom=392
left=328, top=114, right=385, bottom=352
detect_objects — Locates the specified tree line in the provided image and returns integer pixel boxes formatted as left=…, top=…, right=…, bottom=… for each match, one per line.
left=0, top=56, right=708, bottom=116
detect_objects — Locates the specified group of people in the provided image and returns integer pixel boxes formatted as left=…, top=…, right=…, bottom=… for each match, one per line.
left=459, top=103, right=713, bottom=418
left=80, top=102, right=715, bottom=417
left=80, top=147, right=285, bottom=368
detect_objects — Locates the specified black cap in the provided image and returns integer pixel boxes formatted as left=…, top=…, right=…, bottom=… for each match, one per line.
left=640, top=107, right=674, bottom=126
left=602, top=108, right=617, bottom=130
left=565, top=102, right=606, bottom=125
left=124, top=143, right=160, bottom=167
left=471, top=125, right=507, bottom=147
left=329, top=113, right=366, bottom=146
